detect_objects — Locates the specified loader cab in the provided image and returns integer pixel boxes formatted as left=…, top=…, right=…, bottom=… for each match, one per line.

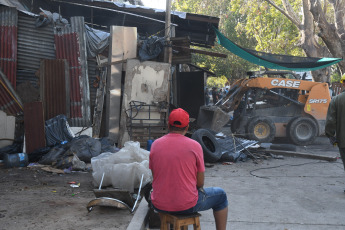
left=246, top=71, right=300, bottom=80
left=295, top=71, right=314, bottom=82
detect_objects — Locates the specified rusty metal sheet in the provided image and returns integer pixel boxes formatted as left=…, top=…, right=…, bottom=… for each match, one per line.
left=54, top=16, right=90, bottom=127
left=0, top=68, right=23, bottom=116
left=40, top=59, right=70, bottom=121
left=0, top=6, right=17, bottom=89
left=54, top=32, right=82, bottom=119
left=24, top=101, right=46, bottom=154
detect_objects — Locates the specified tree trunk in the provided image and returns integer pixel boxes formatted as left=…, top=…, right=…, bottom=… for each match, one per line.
left=309, top=0, right=345, bottom=76
left=265, top=0, right=345, bottom=81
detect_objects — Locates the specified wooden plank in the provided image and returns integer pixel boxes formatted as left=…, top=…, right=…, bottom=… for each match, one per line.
left=92, top=68, right=107, bottom=138
left=263, top=149, right=338, bottom=162
left=24, top=102, right=46, bottom=154
left=172, top=45, right=227, bottom=58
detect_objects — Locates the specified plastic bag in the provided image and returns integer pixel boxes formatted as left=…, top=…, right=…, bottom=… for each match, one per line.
left=91, top=141, right=152, bottom=192
left=138, top=36, right=165, bottom=61
left=39, top=147, right=66, bottom=165
left=66, top=137, right=101, bottom=163
left=99, top=137, right=119, bottom=153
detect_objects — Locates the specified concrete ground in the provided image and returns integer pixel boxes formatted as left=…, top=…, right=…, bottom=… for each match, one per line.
left=136, top=137, right=345, bottom=230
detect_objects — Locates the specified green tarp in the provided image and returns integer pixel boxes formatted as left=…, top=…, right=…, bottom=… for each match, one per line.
left=214, top=27, right=342, bottom=71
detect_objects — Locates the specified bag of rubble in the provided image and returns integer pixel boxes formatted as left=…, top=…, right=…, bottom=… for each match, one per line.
left=65, top=136, right=102, bottom=163
left=91, top=141, right=152, bottom=193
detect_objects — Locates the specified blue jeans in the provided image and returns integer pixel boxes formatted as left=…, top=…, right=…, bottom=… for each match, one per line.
left=339, top=148, right=345, bottom=171
left=153, top=187, right=228, bottom=214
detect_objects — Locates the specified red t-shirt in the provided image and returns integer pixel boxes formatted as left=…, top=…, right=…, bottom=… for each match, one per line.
left=149, top=133, right=205, bottom=211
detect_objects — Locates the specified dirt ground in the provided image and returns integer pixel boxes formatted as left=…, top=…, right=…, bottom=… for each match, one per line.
left=0, top=165, right=133, bottom=230
left=0, top=133, right=339, bottom=230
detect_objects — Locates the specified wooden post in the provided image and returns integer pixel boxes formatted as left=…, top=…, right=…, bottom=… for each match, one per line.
left=164, top=0, right=172, bottom=64
left=92, top=67, right=107, bottom=138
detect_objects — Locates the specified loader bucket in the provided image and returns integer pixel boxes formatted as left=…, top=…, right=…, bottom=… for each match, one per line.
left=197, top=105, right=230, bottom=132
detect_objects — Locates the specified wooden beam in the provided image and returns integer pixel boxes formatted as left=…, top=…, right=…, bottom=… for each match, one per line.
left=263, top=149, right=338, bottom=162
left=172, top=45, right=227, bottom=58
left=92, top=68, right=107, bottom=138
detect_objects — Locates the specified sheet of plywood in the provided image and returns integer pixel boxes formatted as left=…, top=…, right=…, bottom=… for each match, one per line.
left=24, top=102, right=45, bottom=154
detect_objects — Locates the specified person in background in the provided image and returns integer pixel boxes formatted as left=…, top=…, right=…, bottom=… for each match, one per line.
left=325, top=75, right=345, bottom=192
left=205, top=88, right=210, bottom=105
left=149, top=108, right=229, bottom=230
left=218, top=88, right=223, bottom=100
left=212, top=87, right=219, bottom=105
left=327, top=82, right=334, bottom=98
left=224, top=86, right=229, bottom=95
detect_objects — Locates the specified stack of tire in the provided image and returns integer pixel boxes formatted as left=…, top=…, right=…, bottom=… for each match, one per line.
left=191, top=129, right=222, bottom=163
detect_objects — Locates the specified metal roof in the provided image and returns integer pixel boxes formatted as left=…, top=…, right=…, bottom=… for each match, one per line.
left=35, top=0, right=220, bottom=47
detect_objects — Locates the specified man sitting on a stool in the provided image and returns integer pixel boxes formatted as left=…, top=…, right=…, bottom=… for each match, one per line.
left=149, top=108, right=228, bottom=230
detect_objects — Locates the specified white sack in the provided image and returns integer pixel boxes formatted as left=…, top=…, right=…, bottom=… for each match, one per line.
left=91, top=141, right=152, bottom=192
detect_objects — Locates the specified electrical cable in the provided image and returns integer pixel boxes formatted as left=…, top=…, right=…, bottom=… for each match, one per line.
left=249, top=161, right=341, bottom=179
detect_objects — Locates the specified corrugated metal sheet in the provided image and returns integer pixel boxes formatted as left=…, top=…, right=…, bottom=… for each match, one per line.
left=0, top=6, right=17, bottom=89
left=54, top=16, right=91, bottom=127
left=16, top=69, right=38, bottom=87
left=40, top=59, right=70, bottom=121
left=49, top=0, right=219, bottom=47
left=17, top=13, right=56, bottom=71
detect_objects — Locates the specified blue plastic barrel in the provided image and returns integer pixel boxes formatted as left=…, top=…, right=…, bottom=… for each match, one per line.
left=3, top=153, right=29, bottom=168
left=147, top=139, right=154, bottom=151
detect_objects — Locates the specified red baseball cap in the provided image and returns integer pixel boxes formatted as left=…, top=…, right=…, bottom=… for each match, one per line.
left=168, top=108, right=189, bottom=128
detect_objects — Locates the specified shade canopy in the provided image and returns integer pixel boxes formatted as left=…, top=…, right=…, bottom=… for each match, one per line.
left=214, top=27, right=342, bottom=71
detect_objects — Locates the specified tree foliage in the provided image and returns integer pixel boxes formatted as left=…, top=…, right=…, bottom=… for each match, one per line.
left=173, top=0, right=345, bottom=82
left=231, top=0, right=302, bottom=55
left=230, top=0, right=345, bottom=82
left=206, top=75, right=229, bottom=88
left=172, top=0, right=257, bottom=81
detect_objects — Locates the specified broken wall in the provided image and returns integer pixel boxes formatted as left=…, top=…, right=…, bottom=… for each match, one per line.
left=119, top=59, right=170, bottom=148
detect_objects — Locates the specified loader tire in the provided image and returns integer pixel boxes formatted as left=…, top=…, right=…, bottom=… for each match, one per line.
left=246, top=117, right=276, bottom=143
left=191, top=129, right=221, bottom=163
left=287, top=117, right=317, bottom=146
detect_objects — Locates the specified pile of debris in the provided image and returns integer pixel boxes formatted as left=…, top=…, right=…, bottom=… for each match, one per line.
left=190, top=128, right=258, bottom=163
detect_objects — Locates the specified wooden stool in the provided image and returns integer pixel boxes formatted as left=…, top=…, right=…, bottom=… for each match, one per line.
left=159, top=212, right=201, bottom=230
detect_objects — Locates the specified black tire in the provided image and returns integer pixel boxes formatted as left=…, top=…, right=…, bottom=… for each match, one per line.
left=191, top=129, right=221, bottom=163
left=246, top=117, right=276, bottom=143
left=287, top=117, right=317, bottom=146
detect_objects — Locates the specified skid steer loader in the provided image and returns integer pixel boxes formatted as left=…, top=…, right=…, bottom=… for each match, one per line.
left=199, top=71, right=331, bottom=145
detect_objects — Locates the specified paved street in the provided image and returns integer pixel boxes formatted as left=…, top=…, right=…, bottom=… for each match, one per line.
left=148, top=137, right=345, bottom=230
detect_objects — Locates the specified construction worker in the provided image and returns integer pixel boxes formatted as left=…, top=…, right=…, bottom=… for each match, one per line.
left=149, top=108, right=228, bottom=230
left=325, top=74, right=345, bottom=192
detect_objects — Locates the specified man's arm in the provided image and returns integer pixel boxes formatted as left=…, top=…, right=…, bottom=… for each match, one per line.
left=197, top=172, right=204, bottom=189
left=325, top=99, right=337, bottom=137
